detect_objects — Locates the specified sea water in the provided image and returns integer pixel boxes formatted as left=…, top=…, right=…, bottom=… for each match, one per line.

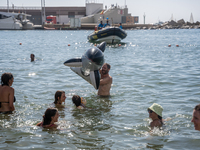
left=0, top=29, right=200, bottom=149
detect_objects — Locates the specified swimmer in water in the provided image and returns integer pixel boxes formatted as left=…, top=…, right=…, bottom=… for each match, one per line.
left=191, top=104, right=200, bottom=131
left=98, top=63, right=112, bottom=96
left=37, top=108, right=59, bottom=128
left=148, top=103, right=164, bottom=129
left=0, top=73, right=15, bottom=113
left=30, top=54, right=35, bottom=62
left=53, top=90, right=66, bottom=108
left=72, top=95, right=87, bottom=109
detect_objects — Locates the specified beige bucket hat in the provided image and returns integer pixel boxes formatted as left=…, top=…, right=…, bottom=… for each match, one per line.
left=148, top=103, right=163, bottom=117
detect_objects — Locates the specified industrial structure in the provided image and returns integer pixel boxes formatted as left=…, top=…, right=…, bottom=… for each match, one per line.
left=0, top=1, right=138, bottom=26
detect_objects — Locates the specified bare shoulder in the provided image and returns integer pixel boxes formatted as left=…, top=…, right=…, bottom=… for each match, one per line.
left=109, top=75, right=112, bottom=82
left=10, top=87, right=14, bottom=91
left=8, top=87, right=14, bottom=94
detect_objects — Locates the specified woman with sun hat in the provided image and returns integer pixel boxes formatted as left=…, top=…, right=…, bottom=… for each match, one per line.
left=148, top=103, right=164, bottom=129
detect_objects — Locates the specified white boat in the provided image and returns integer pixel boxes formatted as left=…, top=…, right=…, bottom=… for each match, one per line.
left=0, top=12, right=22, bottom=30
left=0, top=11, right=34, bottom=30
left=19, top=13, right=34, bottom=30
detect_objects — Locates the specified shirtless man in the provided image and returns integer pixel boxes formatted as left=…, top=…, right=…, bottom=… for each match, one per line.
left=98, top=63, right=112, bottom=96
left=0, top=73, right=15, bottom=113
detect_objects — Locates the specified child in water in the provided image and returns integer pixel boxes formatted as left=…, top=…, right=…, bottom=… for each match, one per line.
left=72, top=95, right=87, bottom=109
left=37, top=108, right=59, bottom=128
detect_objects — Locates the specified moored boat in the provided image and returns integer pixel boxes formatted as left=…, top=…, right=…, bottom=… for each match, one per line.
left=0, top=11, right=34, bottom=30
left=0, top=11, right=22, bottom=30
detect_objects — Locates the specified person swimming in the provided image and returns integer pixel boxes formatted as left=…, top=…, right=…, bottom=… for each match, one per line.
left=0, top=73, right=15, bottom=113
left=72, top=95, right=87, bottom=109
left=148, top=103, right=164, bottom=129
left=36, top=108, right=59, bottom=128
left=53, top=90, right=66, bottom=108
left=30, top=54, right=35, bottom=62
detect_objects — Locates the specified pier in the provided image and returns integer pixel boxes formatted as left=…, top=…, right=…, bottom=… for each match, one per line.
left=35, top=23, right=154, bottom=30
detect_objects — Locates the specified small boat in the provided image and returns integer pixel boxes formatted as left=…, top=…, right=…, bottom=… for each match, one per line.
left=87, top=26, right=127, bottom=44
left=44, top=27, right=55, bottom=30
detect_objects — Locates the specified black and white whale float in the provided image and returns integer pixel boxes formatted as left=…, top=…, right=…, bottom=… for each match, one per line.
left=64, top=42, right=106, bottom=90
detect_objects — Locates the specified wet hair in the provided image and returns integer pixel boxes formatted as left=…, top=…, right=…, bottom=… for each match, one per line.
left=104, top=63, right=111, bottom=70
left=1, top=73, right=13, bottom=86
left=72, top=95, right=81, bottom=107
left=42, top=108, right=58, bottom=126
left=54, top=90, right=65, bottom=104
left=194, top=104, right=200, bottom=111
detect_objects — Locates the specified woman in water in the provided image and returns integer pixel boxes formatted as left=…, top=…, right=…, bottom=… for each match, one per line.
left=72, top=95, right=87, bottom=109
left=148, top=103, right=163, bottom=129
left=0, top=73, right=15, bottom=113
left=53, top=90, right=66, bottom=108
left=37, top=108, right=59, bottom=128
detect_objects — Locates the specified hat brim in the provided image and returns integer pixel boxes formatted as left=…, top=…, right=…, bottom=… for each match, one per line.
left=148, top=107, right=162, bottom=117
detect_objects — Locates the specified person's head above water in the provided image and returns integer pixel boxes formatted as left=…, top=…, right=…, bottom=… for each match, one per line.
left=42, top=108, right=59, bottom=126
left=191, top=104, right=200, bottom=131
left=54, top=90, right=66, bottom=105
left=1, top=72, right=14, bottom=86
left=101, top=63, right=111, bottom=75
left=72, top=95, right=86, bottom=108
left=148, top=103, right=163, bottom=118
left=30, top=54, right=35, bottom=62
left=148, top=103, right=163, bottom=129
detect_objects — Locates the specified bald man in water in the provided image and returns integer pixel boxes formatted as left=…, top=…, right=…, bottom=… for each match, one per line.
left=98, top=63, right=112, bottom=96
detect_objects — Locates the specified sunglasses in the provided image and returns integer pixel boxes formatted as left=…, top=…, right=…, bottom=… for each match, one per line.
left=148, top=109, right=153, bottom=113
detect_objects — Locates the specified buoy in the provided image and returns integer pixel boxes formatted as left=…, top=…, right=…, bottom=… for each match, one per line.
left=68, top=44, right=70, bottom=46
left=119, top=44, right=121, bottom=47
left=176, top=45, right=179, bottom=47
left=168, top=44, right=171, bottom=47
left=19, top=43, right=22, bottom=45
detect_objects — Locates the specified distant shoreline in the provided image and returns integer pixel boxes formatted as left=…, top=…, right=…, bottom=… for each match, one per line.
left=34, top=22, right=200, bottom=30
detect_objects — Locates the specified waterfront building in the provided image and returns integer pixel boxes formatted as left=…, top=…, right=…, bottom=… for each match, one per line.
left=0, top=1, right=138, bottom=25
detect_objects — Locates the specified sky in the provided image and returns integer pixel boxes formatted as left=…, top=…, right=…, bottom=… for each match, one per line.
left=0, top=0, right=200, bottom=24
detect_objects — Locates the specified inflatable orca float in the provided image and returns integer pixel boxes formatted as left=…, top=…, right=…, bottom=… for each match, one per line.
left=64, top=42, right=106, bottom=90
